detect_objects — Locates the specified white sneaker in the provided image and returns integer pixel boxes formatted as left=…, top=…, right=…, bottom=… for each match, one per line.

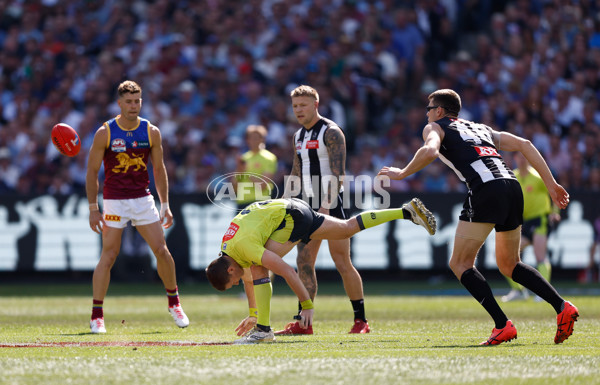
left=234, top=327, right=275, bottom=344
left=403, top=198, right=437, bottom=235
left=169, top=304, right=190, bottom=328
left=90, top=318, right=106, bottom=334
left=501, top=289, right=529, bottom=302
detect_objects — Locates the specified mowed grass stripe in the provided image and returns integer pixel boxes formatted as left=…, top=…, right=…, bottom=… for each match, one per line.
left=0, top=287, right=599, bottom=385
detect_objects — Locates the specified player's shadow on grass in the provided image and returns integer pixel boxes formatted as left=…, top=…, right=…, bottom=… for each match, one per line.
left=53, top=331, right=169, bottom=336
left=336, top=340, right=523, bottom=348
left=237, top=340, right=307, bottom=345
left=430, top=343, right=522, bottom=348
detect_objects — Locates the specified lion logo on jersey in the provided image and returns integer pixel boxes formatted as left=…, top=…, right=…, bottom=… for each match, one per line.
left=112, top=152, right=147, bottom=173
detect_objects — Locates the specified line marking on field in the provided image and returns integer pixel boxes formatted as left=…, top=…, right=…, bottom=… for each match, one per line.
left=0, top=341, right=233, bottom=348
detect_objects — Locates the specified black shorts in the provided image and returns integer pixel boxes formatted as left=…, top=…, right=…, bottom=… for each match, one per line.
left=522, top=215, right=549, bottom=240
left=295, top=192, right=348, bottom=220
left=459, top=179, right=523, bottom=232
left=287, top=198, right=326, bottom=244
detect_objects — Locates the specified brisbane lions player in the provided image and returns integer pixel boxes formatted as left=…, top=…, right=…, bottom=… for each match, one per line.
left=86, top=80, right=188, bottom=333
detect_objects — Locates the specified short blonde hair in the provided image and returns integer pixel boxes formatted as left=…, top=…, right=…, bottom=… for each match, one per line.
left=290, top=85, right=319, bottom=102
left=246, top=124, right=267, bottom=139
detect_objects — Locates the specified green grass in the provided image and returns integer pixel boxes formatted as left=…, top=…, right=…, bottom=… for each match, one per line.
left=1, top=282, right=599, bottom=385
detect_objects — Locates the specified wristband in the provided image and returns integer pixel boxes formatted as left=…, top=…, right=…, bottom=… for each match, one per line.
left=160, top=202, right=169, bottom=217
left=249, top=308, right=258, bottom=318
left=300, top=299, right=314, bottom=310
left=89, top=203, right=99, bottom=211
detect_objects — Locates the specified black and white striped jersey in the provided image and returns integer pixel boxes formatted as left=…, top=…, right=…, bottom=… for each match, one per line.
left=293, top=117, right=344, bottom=198
left=436, top=117, right=516, bottom=190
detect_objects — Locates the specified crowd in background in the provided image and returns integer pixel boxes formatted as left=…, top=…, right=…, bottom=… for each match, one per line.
left=1, top=0, right=600, bottom=198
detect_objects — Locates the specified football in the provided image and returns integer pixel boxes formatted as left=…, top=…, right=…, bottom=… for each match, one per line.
left=51, top=123, right=81, bottom=157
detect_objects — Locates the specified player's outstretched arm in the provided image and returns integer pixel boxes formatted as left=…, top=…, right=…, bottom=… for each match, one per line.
left=261, top=250, right=313, bottom=328
left=377, top=124, right=441, bottom=180
left=235, top=268, right=258, bottom=336
left=495, top=131, right=569, bottom=209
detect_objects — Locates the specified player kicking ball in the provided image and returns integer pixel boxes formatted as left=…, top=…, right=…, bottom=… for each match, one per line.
left=206, top=197, right=436, bottom=344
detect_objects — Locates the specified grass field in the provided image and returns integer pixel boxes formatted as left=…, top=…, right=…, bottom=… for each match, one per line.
left=1, top=280, right=599, bottom=385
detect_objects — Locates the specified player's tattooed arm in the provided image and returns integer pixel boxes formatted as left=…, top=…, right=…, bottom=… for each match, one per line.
left=296, top=243, right=317, bottom=299
left=324, top=126, right=346, bottom=194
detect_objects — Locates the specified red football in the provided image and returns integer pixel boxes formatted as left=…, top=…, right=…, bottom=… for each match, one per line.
left=51, top=123, right=81, bottom=157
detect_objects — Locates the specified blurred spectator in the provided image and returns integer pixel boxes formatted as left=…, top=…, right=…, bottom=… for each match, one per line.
left=0, top=147, right=19, bottom=193
left=546, top=135, right=571, bottom=177
left=586, top=216, right=600, bottom=282
left=0, top=0, right=598, bottom=198
left=234, top=124, right=277, bottom=209
left=422, top=161, right=448, bottom=192
left=176, top=79, right=204, bottom=118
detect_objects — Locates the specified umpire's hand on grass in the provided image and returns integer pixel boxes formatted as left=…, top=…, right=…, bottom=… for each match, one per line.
left=235, top=316, right=257, bottom=336
left=299, top=309, right=314, bottom=329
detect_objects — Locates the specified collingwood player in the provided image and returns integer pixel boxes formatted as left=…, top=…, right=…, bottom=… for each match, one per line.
left=277, top=85, right=370, bottom=335
left=276, top=85, right=435, bottom=336
left=378, top=88, right=578, bottom=346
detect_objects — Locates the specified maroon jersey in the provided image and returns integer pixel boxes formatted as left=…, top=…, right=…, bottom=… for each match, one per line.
left=102, top=116, right=152, bottom=199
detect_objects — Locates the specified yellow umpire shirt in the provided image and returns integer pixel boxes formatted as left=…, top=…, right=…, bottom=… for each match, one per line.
left=236, top=149, right=278, bottom=205
left=220, top=199, right=295, bottom=268
left=514, top=166, right=551, bottom=220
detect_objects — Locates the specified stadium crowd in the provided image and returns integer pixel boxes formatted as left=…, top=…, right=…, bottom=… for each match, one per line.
left=0, top=0, right=599, bottom=197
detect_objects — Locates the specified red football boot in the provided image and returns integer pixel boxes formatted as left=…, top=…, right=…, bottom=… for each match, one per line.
left=480, top=320, right=517, bottom=346
left=274, top=321, right=313, bottom=336
left=555, top=301, right=579, bottom=344
left=349, top=319, right=370, bottom=334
